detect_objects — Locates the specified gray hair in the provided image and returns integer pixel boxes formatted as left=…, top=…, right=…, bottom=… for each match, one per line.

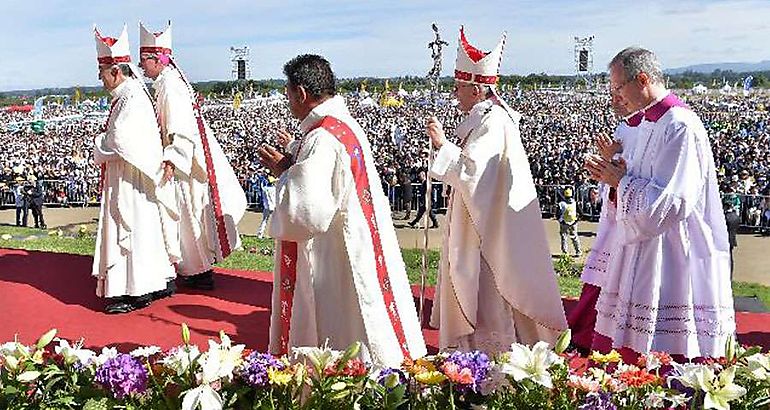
left=115, top=63, right=133, bottom=78
left=609, top=47, right=664, bottom=85
left=481, top=84, right=495, bottom=98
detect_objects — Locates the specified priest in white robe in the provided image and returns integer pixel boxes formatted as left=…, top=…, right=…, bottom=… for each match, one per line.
left=568, top=95, right=642, bottom=352
left=138, top=21, right=246, bottom=290
left=586, top=47, right=735, bottom=361
left=91, top=25, right=179, bottom=314
left=257, top=54, right=426, bottom=368
left=426, top=27, right=568, bottom=353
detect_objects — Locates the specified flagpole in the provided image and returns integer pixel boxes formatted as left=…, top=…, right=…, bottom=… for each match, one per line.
left=419, top=23, right=448, bottom=326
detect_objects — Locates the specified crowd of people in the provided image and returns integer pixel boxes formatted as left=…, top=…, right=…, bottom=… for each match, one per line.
left=1, top=88, right=769, bottom=229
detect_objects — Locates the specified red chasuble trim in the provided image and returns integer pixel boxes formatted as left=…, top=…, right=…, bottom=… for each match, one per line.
left=277, top=240, right=298, bottom=354
left=193, top=103, right=233, bottom=259
left=140, top=46, right=172, bottom=55
left=277, top=115, right=411, bottom=358
left=97, top=55, right=131, bottom=65
left=454, top=70, right=498, bottom=85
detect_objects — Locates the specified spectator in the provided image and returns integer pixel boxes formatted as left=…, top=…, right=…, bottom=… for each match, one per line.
left=557, top=188, right=581, bottom=256
left=13, top=177, right=27, bottom=226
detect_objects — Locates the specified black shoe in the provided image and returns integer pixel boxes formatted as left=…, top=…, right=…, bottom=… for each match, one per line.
left=105, top=297, right=136, bottom=314
left=430, top=224, right=439, bottom=229
left=151, top=280, right=177, bottom=301
left=408, top=221, right=417, bottom=228
left=181, top=270, right=215, bottom=290
left=131, top=294, right=153, bottom=310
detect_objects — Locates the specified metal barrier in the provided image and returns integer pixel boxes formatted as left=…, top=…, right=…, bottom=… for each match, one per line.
left=387, top=183, right=448, bottom=213
left=0, top=176, right=765, bottom=234
left=726, top=193, right=770, bottom=232
left=576, top=184, right=602, bottom=221
left=241, top=179, right=263, bottom=210
left=0, top=179, right=97, bottom=208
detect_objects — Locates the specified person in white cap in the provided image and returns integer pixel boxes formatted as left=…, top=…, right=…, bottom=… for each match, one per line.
left=425, top=27, right=568, bottom=352
left=91, top=25, right=180, bottom=314
left=257, top=54, right=426, bottom=367
left=138, top=21, right=246, bottom=290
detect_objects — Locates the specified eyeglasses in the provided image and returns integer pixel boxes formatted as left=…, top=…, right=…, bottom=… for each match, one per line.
left=608, top=77, right=636, bottom=94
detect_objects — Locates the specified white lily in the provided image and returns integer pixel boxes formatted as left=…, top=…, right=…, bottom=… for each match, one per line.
left=199, top=336, right=245, bottom=384
left=669, top=362, right=709, bottom=390
left=93, top=346, right=118, bottom=367
left=640, top=353, right=662, bottom=371
left=292, top=340, right=342, bottom=374
left=499, top=341, right=562, bottom=389
left=0, top=341, right=30, bottom=360
left=744, top=353, right=770, bottom=381
left=181, top=384, right=223, bottom=410
left=54, top=338, right=95, bottom=367
left=702, top=367, right=747, bottom=410
left=643, top=390, right=666, bottom=408
left=130, top=345, right=162, bottom=358
left=161, top=345, right=201, bottom=376
left=671, top=363, right=746, bottom=410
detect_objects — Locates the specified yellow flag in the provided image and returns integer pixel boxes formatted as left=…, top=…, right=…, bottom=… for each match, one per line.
left=73, top=87, right=82, bottom=105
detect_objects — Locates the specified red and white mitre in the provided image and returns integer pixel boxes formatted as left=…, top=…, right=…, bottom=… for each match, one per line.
left=94, top=24, right=131, bottom=66
left=139, top=21, right=172, bottom=55
left=454, top=26, right=506, bottom=85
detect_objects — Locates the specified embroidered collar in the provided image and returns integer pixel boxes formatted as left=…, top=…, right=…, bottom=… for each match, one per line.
left=625, top=93, right=688, bottom=126
left=643, top=93, right=688, bottom=122
left=625, top=111, right=644, bottom=127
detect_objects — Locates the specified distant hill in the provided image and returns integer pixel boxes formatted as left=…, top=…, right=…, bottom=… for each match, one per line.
left=666, top=60, right=770, bottom=74
left=1, top=85, right=105, bottom=98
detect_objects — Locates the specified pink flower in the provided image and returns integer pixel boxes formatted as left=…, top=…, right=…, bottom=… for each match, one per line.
left=441, top=361, right=474, bottom=385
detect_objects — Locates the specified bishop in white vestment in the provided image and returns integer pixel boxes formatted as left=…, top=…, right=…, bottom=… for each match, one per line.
left=139, top=21, right=246, bottom=289
left=427, top=28, right=568, bottom=353
left=91, top=25, right=179, bottom=313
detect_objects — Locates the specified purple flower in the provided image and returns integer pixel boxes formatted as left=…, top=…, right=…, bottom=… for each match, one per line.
left=579, top=391, right=617, bottom=410
left=442, top=350, right=491, bottom=394
left=239, top=352, right=284, bottom=387
left=377, top=368, right=407, bottom=389
left=94, top=353, right=148, bottom=399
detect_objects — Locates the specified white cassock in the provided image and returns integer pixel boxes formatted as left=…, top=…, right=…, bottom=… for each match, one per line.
left=581, top=114, right=642, bottom=289
left=569, top=113, right=641, bottom=349
left=92, top=78, right=180, bottom=298
left=428, top=98, right=568, bottom=353
left=595, top=93, right=735, bottom=358
left=152, top=66, right=246, bottom=274
left=268, top=96, right=427, bottom=368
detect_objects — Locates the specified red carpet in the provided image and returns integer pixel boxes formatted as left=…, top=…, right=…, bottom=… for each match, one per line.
left=0, top=248, right=767, bottom=353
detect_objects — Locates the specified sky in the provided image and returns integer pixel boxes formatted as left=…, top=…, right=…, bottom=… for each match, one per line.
left=2, top=0, right=770, bottom=91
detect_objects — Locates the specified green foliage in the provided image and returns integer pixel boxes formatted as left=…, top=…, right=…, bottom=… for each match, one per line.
left=553, top=254, right=582, bottom=278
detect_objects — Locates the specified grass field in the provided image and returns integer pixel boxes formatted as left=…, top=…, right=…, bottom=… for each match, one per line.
left=1, top=225, right=766, bottom=306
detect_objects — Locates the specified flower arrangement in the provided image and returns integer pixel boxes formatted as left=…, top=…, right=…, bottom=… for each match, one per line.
left=1, top=327, right=768, bottom=410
